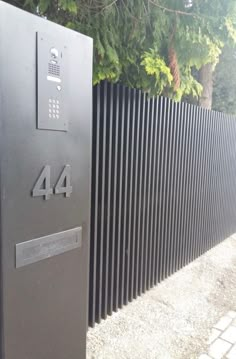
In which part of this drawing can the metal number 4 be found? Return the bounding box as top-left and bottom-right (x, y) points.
(32, 165), (53, 200)
(54, 165), (72, 198)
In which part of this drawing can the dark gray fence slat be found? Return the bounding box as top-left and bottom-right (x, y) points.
(159, 97), (170, 281)
(147, 98), (157, 289)
(151, 97), (161, 286)
(137, 92), (147, 296)
(165, 99), (174, 278)
(133, 90), (142, 299)
(180, 103), (190, 268)
(169, 102), (179, 275)
(117, 85), (125, 309)
(113, 84), (121, 312)
(127, 88), (136, 302)
(123, 87), (131, 306)
(110, 84), (119, 313)
(189, 105), (200, 261)
(107, 85), (115, 315)
(175, 103), (185, 272)
(142, 97), (151, 292)
(145, 98), (154, 290)
(156, 97), (166, 283)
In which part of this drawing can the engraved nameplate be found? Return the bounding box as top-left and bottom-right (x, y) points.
(16, 227), (82, 268)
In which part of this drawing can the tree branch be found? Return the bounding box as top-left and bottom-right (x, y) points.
(148, 0), (201, 18)
(82, 0), (118, 11)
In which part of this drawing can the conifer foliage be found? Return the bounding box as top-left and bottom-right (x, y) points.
(8, 0), (236, 101)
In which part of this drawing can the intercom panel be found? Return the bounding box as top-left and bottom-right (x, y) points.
(37, 32), (68, 131)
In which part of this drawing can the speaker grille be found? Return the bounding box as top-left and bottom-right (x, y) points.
(48, 63), (60, 77)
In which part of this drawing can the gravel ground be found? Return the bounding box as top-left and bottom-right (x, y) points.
(87, 235), (236, 359)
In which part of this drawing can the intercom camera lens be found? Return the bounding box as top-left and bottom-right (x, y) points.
(50, 47), (59, 59)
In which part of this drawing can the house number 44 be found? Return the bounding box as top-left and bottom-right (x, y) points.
(32, 165), (72, 200)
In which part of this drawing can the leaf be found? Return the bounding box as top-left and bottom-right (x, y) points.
(58, 0), (77, 15)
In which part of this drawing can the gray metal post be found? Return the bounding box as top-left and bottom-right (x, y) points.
(0, 2), (93, 358)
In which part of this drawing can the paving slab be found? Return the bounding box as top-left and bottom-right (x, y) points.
(220, 326), (236, 344)
(208, 338), (231, 359)
(214, 316), (232, 331)
(226, 343), (236, 359)
(208, 328), (221, 345)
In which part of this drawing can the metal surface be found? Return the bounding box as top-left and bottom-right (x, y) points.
(16, 227), (82, 268)
(89, 81), (236, 327)
(0, 2), (92, 359)
(37, 32), (67, 131)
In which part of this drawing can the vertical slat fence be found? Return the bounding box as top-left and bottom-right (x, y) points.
(89, 81), (236, 327)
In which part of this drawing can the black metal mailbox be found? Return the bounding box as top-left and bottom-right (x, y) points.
(0, 2), (93, 358)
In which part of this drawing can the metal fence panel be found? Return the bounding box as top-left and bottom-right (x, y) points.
(89, 81), (236, 327)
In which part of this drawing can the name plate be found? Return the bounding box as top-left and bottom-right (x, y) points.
(16, 227), (82, 268)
